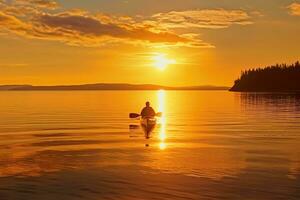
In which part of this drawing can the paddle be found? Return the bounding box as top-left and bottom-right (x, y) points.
(155, 112), (162, 117)
(129, 113), (140, 118)
(129, 112), (162, 119)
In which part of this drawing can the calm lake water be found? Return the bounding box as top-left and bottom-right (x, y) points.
(0, 91), (299, 199)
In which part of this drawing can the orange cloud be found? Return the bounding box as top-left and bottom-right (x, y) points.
(152, 9), (253, 29)
(0, 11), (31, 34)
(0, 1), (255, 48)
(0, 1), (207, 47)
(15, 0), (59, 9)
(33, 12), (190, 45)
(288, 3), (300, 16)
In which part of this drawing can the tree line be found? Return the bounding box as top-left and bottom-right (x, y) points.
(230, 61), (300, 92)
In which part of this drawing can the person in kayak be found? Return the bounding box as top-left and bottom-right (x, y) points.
(141, 101), (156, 118)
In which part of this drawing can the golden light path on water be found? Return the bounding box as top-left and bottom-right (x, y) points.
(157, 90), (167, 150)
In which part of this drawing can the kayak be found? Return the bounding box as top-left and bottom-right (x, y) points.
(140, 117), (157, 138)
(129, 112), (161, 138)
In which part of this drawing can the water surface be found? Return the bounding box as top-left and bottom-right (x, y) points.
(0, 91), (299, 199)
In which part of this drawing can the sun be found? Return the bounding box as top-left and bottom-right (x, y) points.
(153, 54), (176, 70)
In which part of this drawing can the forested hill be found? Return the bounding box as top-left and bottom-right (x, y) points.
(230, 62), (300, 92)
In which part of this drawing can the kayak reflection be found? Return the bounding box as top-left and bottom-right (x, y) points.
(128, 116), (157, 140)
(141, 117), (157, 139)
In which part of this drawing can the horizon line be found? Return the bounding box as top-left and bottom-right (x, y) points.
(0, 83), (230, 91)
(0, 82), (230, 88)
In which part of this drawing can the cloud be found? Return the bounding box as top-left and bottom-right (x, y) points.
(0, 1), (256, 48)
(15, 0), (59, 9)
(0, 1), (202, 47)
(32, 13), (190, 46)
(287, 3), (300, 16)
(152, 9), (253, 29)
(0, 11), (31, 34)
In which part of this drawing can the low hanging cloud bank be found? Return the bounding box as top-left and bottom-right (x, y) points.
(0, 0), (256, 48)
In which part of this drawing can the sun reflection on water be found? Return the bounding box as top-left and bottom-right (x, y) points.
(157, 90), (167, 150)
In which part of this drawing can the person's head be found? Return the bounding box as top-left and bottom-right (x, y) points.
(146, 101), (150, 107)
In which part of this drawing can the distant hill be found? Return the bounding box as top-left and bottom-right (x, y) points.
(230, 62), (300, 92)
(0, 83), (229, 91)
(0, 85), (32, 90)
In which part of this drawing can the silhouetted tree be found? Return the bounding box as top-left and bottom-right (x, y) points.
(230, 62), (300, 92)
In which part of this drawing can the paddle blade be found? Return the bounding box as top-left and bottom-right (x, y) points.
(129, 113), (140, 118)
(155, 112), (163, 117)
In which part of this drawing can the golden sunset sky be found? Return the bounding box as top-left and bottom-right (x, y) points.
(0, 0), (299, 86)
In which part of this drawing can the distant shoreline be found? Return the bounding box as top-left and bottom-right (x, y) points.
(0, 84), (230, 91)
